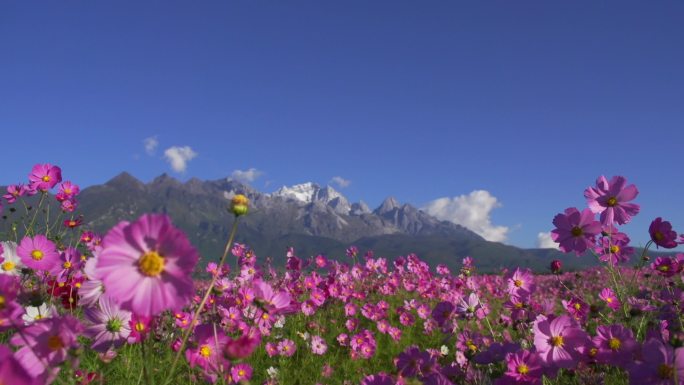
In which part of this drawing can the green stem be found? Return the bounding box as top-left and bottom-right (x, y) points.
(26, 192), (46, 236)
(162, 217), (241, 385)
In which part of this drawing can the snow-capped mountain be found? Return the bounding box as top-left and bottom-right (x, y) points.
(271, 182), (352, 215)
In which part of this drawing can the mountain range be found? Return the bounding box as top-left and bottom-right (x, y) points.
(49, 172), (648, 273)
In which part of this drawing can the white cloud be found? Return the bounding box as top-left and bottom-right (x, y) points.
(422, 190), (509, 242)
(536, 232), (560, 249)
(230, 168), (263, 183)
(330, 176), (351, 188)
(163, 146), (197, 173)
(144, 136), (158, 155)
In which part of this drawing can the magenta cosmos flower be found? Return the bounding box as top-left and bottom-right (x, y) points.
(17, 235), (60, 271)
(11, 315), (82, 381)
(96, 214), (199, 316)
(0, 344), (35, 385)
(551, 208), (601, 255)
(592, 324), (638, 368)
(649, 217), (679, 249)
(533, 315), (588, 369)
(495, 350), (543, 385)
(584, 175), (639, 225)
(628, 338), (684, 385)
(29, 163), (62, 192)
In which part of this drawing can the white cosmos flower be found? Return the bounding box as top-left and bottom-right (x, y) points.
(0, 241), (23, 275)
(23, 303), (55, 324)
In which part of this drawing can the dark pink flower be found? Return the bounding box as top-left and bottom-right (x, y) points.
(506, 268), (536, 298)
(230, 363), (252, 383)
(628, 338), (684, 385)
(551, 208), (601, 255)
(29, 163), (62, 191)
(599, 288), (620, 311)
(277, 339), (296, 357)
(650, 218), (679, 249)
(593, 324), (638, 368)
(651, 257), (680, 278)
(584, 175), (639, 225)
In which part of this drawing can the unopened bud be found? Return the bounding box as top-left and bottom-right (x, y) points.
(230, 194), (249, 216)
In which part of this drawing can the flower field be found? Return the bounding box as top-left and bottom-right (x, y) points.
(1, 164), (683, 385)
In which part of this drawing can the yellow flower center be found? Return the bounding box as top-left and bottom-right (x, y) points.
(514, 279), (523, 287)
(571, 226), (583, 237)
(64, 188), (72, 194)
(550, 335), (564, 347)
(517, 364), (529, 375)
(138, 251), (165, 277)
(68, 221), (77, 227)
(514, 302), (524, 309)
(0, 295), (5, 310)
(262, 313), (269, 320)
(607, 197), (617, 207)
(606, 297), (613, 303)
(199, 345), (211, 357)
(238, 369), (245, 376)
(42, 175), (51, 182)
(63, 261), (72, 269)
(608, 337), (621, 350)
(135, 322), (146, 332)
(47, 335), (64, 351)
(31, 250), (44, 261)
(659, 265), (670, 272)
(658, 364), (674, 379)
(654, 231), (664, 241)
(589, 347), (598, 357)
(609, 245), (620, 254)
(574, 303), (581, 310)
(2, 261), (15, 271)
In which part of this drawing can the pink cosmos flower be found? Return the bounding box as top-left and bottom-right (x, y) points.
(11, 315), (82, 381)
(128, 314), (152, 343)
(17, 235), (60, 271)
(650, 217), (679, 249)
(584, 175), (639, 225)
(595, 237), (634, 265)
(310, 335), (327, 355)
(533, 315), (588, 369)
(96, 214), (199, 316)
(3, 184), (28, 204)
(495, 350), (543, 385)
(551, 208), (601, 255)
(224, 328), (261, 360)
(28, 163), (62, 191)
(592, 324), (638, 368)
(628, 338), (684, 385)
(360, 373), (394, 385)
(185, 324), (228, 375)
(230, 363), (253, 383)
(56, 181), (79, 202)
(277, 339), (296, 357)
(456, 293), (487, 319)
(84, 297), (132, 353)
(599, 288), (620, 311)
(0, 344), (35, 385)
(651, 257), (680, 278)
(506, 268), (536, 298)
(562, 297), (589, 322)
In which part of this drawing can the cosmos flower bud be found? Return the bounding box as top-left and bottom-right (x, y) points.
(230, 194), (249, 216)
(550, 260), (562, 274)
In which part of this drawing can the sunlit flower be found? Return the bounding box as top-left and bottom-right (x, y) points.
(96, 214), (198, 316)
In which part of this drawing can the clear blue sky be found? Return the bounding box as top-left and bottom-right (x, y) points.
(1, 1), (682, 249)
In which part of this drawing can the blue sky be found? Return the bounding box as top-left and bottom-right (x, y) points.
(1, 1), (682, 249)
